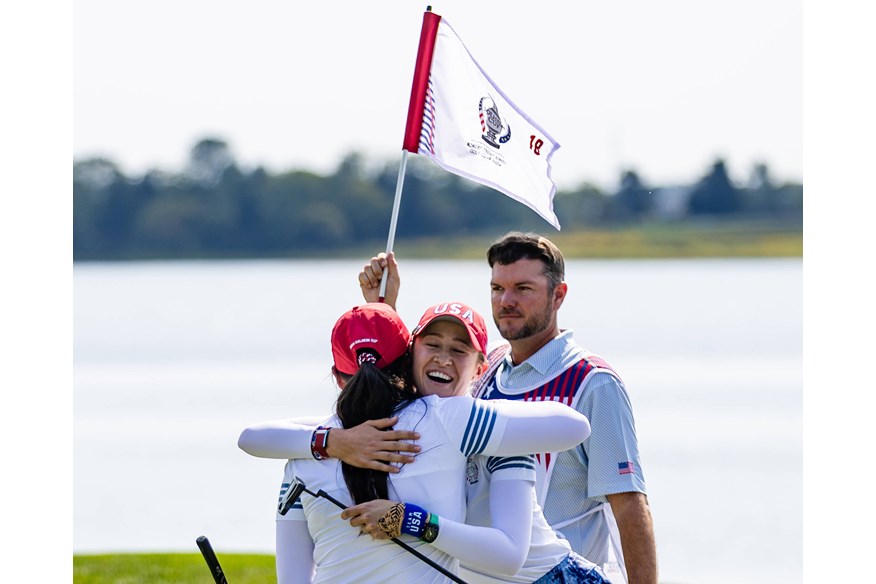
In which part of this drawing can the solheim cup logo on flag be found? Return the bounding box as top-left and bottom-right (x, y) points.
(467, 95), (509, 168)
(479, 96), (510, 149)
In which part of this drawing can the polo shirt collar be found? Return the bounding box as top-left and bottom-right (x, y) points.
(503, 329), (575, 375)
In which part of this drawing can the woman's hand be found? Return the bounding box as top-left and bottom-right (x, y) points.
(327, 417), (420, 472)
(341, 499), (399, 540)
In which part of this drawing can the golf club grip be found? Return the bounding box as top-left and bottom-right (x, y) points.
(196, 536), (229, 584)
(316, 489), (347, 509)
(315, 490), (468, 584)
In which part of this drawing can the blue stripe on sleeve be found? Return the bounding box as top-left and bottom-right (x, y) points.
(461, 401), (498, 456)
(486, 455), (536, 474)
(470, 405), (497, 454)
(460, 403), (479, 455)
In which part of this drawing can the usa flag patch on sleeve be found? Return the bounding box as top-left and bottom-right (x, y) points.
(618, 461), (635, 475)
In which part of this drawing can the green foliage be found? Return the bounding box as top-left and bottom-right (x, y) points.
(390, 220), (802, 259)
(688, 159), (743, 215)
(73, 552), (275, 584)
(73, 138), (803, 260)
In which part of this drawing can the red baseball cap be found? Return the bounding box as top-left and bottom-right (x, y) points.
(331, 303), (411, 375)
(411, 302), (488, 354)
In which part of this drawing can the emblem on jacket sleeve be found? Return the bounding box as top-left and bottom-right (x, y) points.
(466, 456), (479, 484)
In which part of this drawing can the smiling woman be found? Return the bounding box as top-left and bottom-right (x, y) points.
(410, 302), (489, 398)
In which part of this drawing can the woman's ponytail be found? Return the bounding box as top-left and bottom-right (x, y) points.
(334, 351), (414, 504)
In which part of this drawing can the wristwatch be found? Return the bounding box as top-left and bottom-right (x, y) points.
(421, 513), (440, 543)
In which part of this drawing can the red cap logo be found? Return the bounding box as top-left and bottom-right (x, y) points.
(412, 302), (488, 354)
(331, 303), (411, 375)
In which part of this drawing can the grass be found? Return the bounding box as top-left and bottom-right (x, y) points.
(73, 553), (695, 583)
(73, 552), (276, 584)
(73, 552), (692, 583)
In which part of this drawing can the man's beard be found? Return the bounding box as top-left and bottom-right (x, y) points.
(495, 303), (554, 341)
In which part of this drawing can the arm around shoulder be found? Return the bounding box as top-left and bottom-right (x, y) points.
(239, 416), (422, 469)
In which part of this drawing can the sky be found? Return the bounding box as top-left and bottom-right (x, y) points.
(75, 0), (803, 191)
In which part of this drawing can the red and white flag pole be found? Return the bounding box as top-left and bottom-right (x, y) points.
(379, 7), (441, 301)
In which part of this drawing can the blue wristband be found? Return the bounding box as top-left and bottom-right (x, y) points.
(401, 503), (429, 538)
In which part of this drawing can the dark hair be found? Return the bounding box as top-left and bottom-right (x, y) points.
(334, 350), (415, 504)
(487, 231), (565, 291)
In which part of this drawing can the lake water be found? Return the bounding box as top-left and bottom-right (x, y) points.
(73, 258), (802, 584)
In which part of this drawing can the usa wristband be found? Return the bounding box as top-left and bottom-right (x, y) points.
(400, 503), (429, 538)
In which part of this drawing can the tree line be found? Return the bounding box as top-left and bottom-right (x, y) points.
(73, 138), (803, 260)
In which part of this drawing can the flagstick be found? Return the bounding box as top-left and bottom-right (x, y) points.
(378, 149), (409, 302)
(378, 7), (439, 302)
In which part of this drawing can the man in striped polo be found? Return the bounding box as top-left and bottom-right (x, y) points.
(470, 232), (657, 584)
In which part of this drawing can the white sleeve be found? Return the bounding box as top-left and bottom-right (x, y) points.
(238, 415), (329, 459)
(425, 478), (534, 575)
(276, 519), (315, 584)
(437, 396), (591, 457)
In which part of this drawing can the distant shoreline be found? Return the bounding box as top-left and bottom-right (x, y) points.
(73, 221), (802, 262)
(396, 221), (803, 260)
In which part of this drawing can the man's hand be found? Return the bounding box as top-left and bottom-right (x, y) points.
(341, 499), (398, 540)
(357, 252), (400, 308)
(606, 492), (658, 584)
(326, 417), (419, 473)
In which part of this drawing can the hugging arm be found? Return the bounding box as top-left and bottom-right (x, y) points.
(440, 396), (591, 458)
(343, 478), (533, 576)
(493, 399), (591, 454)
(238, 416), (420, 471)
(238, 418), (317, 459)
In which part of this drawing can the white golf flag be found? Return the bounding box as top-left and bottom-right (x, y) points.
(403, 10), (562, 229)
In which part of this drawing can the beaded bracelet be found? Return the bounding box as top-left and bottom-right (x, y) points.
(378, 503), (405, 538)
(379, 503), (440, 542)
